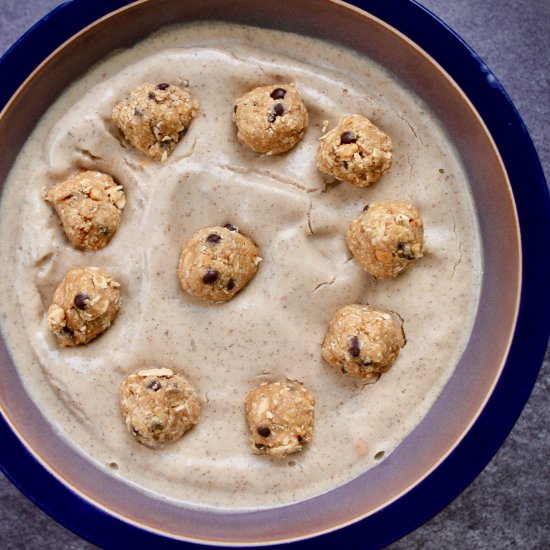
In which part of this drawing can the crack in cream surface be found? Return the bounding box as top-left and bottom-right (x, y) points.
(0, 22), (480, 509)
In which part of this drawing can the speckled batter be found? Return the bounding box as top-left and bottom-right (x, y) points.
(0, 23), (481, 510)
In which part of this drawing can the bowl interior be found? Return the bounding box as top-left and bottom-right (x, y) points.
(0, 0), (519, 544)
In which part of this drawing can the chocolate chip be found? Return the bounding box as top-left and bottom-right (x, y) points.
(148, 92), (157, 101)
(255, 443), (265, 449)
(342, 161), (349, 169)
(61, 326), (73, 337)
(134, 108), (143, 117)
(206, 233), (221, 244)
(270, 88), (286, 100)
(297, 435), (304, 443)
(156, 83), (170, 90)
(273, 103), (285, 116)
(226, 279), (235, 291)
(74, 293), (89, 310)
(348, 335), (361, 357)
(203, 269), (219, 284)
(340, 131), (357, 144)
(257, 426), (271, 437)
(268, 103), (285, 123)
(234, 105), (237, 113)
(224, 223), (237, 231)
(363, 204), (370, 212)
(147, 380), (161, 391)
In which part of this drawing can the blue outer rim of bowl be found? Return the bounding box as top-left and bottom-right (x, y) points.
(1, 1), (549, 548)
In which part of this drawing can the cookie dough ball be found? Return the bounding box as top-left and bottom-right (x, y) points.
(316, 114), (392, 187)
(346, 200), (424, 279)
(120, 368), (201, 448)
(47, 266), (121, 346)
(233, 84), (308, 155)
(44, 170), (125, 250)
(178, 225), (262, 303)
(245, 381), (315, 458)
(112, 82), (199, 162)
(322, 304), (405, 379)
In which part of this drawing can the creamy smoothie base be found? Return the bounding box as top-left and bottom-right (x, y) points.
(0, 22), (480, 510)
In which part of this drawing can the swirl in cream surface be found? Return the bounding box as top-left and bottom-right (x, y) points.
(0, 22), (480, 509)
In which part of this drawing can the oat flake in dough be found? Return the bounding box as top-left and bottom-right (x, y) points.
(0, 22), (481, 510)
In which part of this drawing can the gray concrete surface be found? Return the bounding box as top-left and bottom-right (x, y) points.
(0, 0), (548, 548)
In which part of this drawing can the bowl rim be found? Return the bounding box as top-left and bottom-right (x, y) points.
(0, 0), (549, 548)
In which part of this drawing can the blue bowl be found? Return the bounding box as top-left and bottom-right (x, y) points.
(0, 1), (548, 548)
